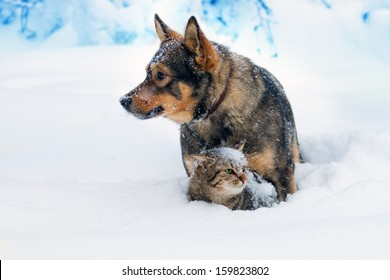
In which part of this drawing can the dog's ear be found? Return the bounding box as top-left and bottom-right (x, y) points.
(184, 16), (218, 72)
(154, 14), (183, 42)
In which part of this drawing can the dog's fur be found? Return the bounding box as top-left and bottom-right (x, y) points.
(120, 15), (301, 201)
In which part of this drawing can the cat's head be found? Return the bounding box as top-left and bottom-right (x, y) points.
(188, 141), (249, 204)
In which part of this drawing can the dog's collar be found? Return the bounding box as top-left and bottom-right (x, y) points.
(204, 68), (232, 119)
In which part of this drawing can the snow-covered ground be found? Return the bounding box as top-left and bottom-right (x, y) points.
(1, 1), (390, 259)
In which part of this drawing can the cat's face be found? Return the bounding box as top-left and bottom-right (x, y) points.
(190, 147), (249, 204)
(208, 160), (248, 196)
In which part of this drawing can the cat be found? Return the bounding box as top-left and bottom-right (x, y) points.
(187, 142), (278, 210)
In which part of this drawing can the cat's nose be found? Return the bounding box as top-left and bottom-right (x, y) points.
(239, 174), (247, 185)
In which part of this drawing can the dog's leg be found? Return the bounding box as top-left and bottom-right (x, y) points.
(183, 155), (195, 176)
(180, 125), (205, 176)
(292, 137), (303, 163)
(275, 165), (297, 201)
(247, 151), (297, 201)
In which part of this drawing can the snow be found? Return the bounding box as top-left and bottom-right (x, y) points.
(1, 0), (390, 259)
(204, 147), (248, 167)
(247, 172), (278, 208)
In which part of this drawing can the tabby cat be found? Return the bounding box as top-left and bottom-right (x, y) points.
(187, 143), (278, 210)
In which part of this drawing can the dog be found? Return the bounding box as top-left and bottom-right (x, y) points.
(120, 14), (301, 201)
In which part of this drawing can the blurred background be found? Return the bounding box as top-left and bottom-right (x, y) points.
(0, 0), (389, 61)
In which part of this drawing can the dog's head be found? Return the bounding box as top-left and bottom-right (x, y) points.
(120, 15), (219, 124)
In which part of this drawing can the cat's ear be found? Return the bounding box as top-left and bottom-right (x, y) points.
(190, 155), (213, 167)
(191, 155), (208, 164)
(234, 140), (246, 152)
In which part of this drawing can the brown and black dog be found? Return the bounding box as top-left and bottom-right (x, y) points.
(120, 14), (301, 201)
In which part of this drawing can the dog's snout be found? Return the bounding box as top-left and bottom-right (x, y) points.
(120, 96), (132, 109)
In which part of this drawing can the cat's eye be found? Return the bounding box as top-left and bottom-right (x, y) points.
(225, 169), (233, 174)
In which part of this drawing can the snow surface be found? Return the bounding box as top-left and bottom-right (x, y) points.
(246, 172), (278, 209)
(1, 1), (390, 259)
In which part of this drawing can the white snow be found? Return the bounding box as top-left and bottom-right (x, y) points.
(206, 147), (248, 167)
(1, 1), (390, 259)
(246, 172), (278, 208)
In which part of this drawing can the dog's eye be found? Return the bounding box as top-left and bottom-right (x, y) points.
(156, 71), (166, 80)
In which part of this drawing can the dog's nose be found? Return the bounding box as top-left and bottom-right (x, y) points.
(120, 96), (132, 108)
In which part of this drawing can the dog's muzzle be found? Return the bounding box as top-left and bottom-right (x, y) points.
(120, 95), (132, 110)
(145, 106), (164, 118)
(119, 95), (164, 119)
